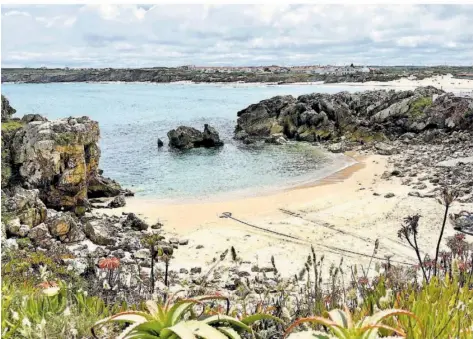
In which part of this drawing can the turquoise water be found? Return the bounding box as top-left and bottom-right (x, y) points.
(2, 82), (366, 200)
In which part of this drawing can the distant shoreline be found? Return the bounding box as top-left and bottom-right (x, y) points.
(4, 75), (473, 93)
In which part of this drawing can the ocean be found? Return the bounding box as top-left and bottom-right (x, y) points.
(2, 82), (369, 201)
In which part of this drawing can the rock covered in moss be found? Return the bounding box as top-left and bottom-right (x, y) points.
(234, 87), (473, 144)
(10, 117), (100, 211)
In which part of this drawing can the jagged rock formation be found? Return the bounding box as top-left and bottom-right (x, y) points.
(1, 97), (131, 215)
(167, 124), (224, 149)
(235, 87), (473, 144)
(1, 95), (16, 121)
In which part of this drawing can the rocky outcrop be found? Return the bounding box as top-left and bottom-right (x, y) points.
(167, 124), (224, 149)
(235, 87), (473, 144)
(2, 188), (47, 236)
(8, 117), (101, 213)
(1, 95), (16, 121)
(1, 110), (131, 214)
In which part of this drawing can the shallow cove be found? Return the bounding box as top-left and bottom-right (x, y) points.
(2, 82), (368, 201)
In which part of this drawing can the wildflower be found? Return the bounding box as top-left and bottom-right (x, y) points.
(103, 280), (111, 290)
(64, 307), (71, 316)
(358, 277), (369, 285)
(379, 289), (393, 308)
(347, 288), (357, 301)
(98, 257), (120, 270)
(22, 317), (31, 327)
(11, 310), (19, 321)
(43, 286), (60, 297)
(37, 281), (58, 289)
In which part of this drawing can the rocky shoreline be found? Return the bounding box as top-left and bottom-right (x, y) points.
(2, 86), (473, 309)
(2, 66), (472, 84)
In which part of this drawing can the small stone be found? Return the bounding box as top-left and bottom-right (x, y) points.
(169, 237), (179, 244)
(157, 138), (164, 147)
(180, 268), (189, 274)
(384, 193), (395, 198)
(190, 267), (202, 274)
(134, 248), (150, 259)
(179, 239), (189, 245)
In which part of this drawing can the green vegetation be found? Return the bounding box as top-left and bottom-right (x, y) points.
(407, 96), (433, 120)
(92, 295), (281, 338)
(1, 120), (24, 132)
(284, 307), (414, 339)
(346, 129), (387, 143)
(2, 187), (473, 338)
(53, 132), (78, 145)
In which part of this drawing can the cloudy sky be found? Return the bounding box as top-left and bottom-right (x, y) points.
(2, 4), (473, 67)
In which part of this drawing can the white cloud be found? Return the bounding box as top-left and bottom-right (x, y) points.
(2, 4), (473, 67)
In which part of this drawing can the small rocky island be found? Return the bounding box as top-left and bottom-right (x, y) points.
(167, 124), (224, 149)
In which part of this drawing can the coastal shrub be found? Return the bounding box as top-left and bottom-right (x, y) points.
(284, 306), (414, 339)
(1, 277), (125, 339)
(91, 294), (282, 338)
(1, 248), (85, 289)
(1, 120), (24, 132)
(393, 275), (473, 339)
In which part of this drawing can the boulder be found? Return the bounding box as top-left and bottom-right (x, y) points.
(46, 212), (85, 243)
(375, 142), (396, 155)
(84, 219), (117, 246)
(108, 195), (126, 208)
(21, 114), (48, 123)
(6, 218), (30, 237)
(201, 124), (224, 147)
(28, 223), (54, 249)
(123, 213), (148, 231)
(3, 188), (47, 229)
(265, 133), (288, 145)
(328, 142), (344, 153)
(167, 125), (224, 149)
(167, 126), (203, 149)
(1, 95), (16, 121)
(88, 175), (125, 198)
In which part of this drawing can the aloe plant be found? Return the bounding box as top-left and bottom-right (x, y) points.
(91, 294), (282, 338)
(284, 306), (414, 339)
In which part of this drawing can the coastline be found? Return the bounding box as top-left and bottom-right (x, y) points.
(96, 152), (465, 278)
(4, 74), (472, 93)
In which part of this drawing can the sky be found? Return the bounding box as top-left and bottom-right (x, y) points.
(1, 4), (473, 68)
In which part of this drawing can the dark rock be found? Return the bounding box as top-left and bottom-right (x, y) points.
(167, 124), (223, 149)
(21, 114), (48, 123)
(201, 124), (224, 147)
(234, 87), (472, 144)
(384, 193), (395, 198)
(1, 95), (16, 121)
(108, 195), (126, 208)
(123, 213), (148, 231)
(190, 267), (202, 274)
(157, 138), (164, 147)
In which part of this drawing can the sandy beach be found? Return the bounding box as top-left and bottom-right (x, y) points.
(326, 74), (473, 93)
(99, 151), (470, 279)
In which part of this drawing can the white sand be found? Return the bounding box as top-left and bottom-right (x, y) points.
(99, 154), (472, 279)
(326, 74), (473, 93)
